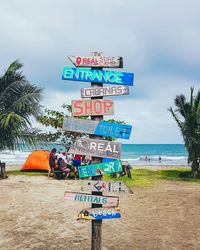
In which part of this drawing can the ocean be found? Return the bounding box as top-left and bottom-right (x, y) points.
(0, 143), (188, 167)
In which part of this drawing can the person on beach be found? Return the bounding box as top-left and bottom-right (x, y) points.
(57, 158), (70, 179)
(72, 154), (82, 180)
(49, 148), (57, 172)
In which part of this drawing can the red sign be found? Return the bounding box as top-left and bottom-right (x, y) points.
(72, 99), (114, 116)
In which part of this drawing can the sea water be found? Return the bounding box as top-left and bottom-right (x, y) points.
(0, 143), (188, 166)
(122, 144), (188, 166)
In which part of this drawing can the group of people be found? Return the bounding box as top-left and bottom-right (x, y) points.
(49, 148), (91, 179)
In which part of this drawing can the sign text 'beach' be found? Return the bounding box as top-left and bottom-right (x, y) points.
(77, 207), (121, 220)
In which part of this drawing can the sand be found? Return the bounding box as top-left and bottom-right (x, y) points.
(1, 170), (200, 250)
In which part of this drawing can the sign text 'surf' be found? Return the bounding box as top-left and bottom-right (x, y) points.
(63, 117), (132, 139)
(81, 181), (133, 193)
(72, 99), (114, 116)
(69, 55), (123, 68)
(68, 138), (121, 159)
(62, 67), (134, 86)
(64, 191), (119, 207)
(78, 160), (122, 179)
(78, 208), (121, 220)
(81, 85), (129, 98)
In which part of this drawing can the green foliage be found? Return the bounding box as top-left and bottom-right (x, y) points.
(169, 87), (200, 178)
(104, 167), (200, 188)
(37, 105), (126, 148)
(7, 170), (47, 176)
(0, 60), (43, 150)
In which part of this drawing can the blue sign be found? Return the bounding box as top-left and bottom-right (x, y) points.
(63, 117), (132, 139)
(78, 208), (121, 220)
(94, 121), (132, 139)
(62, 67), (134, 86)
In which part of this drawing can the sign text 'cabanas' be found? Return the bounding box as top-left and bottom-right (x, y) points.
(81, 85), (129, 98)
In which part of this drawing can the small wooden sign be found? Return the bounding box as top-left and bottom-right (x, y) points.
(63, 117), (132, 139)
(62, 67), (134, 86)
(78, 160), (122, 179)
(81, 180), (133, 193)
(72, 99), (114, 116)
(64, 191), (119, 207)
(81, 85), (129, 98)
(68, 55), (123, 68)
(77, 207), (121, 220)
(68, 138), (121, 159)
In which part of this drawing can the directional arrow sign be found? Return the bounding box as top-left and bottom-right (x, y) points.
(77, 207), (121, 220)
(78, 160), (123, 179)
(81, 85), (129, 98)
(68, 55), (123, 68)
(68, 138), (121, 159)
(64, 191), (119, 207)
(81, 180), (133, 193)
(63, 117), (132, 139)
(62, 67), (134, 86)
(72, 99), (114, 116)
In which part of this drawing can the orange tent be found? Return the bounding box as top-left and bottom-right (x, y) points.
(21, 150), (50, 172)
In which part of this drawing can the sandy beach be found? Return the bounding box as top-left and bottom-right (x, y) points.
(1, 167), (200, 250)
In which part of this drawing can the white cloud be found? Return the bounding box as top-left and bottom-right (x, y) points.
(0, 0), (199, 143)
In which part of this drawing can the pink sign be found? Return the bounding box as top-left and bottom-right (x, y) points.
(71, 99), (114, 116)
(68, 56), (123, 68)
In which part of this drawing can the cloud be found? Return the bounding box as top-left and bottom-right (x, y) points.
(0, 0), (199, 143)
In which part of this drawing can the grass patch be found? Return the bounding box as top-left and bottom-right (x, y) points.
(103, 167), (200, 188)
(7, 170), (47, 176)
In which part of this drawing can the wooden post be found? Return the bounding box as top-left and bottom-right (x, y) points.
(0, 162), (7, 179)
(91, 52), (103, 250)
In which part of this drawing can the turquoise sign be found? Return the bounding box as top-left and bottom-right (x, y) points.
(62, 67), (134, 86)
(78, 160), (122, 179)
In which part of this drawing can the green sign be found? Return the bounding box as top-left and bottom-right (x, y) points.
(78, 160), (122, 178)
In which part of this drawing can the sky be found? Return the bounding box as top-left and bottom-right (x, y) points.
(0, 0), (199, 144)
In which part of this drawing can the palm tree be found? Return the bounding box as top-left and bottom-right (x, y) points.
(0, 60), (43, 151)
(169, 87), (200, 178)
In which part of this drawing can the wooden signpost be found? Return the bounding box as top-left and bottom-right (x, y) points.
(71, 99), (114, 116)
(62, 67), (134, 86)
(68, 138), (121, 159)
(64, 191), (119, 207)
(78, 160), (122, 179)
(81, 180), (133, 193)
(81, 85), (129, 98)
(62, 52), (134, 250)
(77, 208), (121, 220)
(68, 55), (123, 68)
(63, 117), (132, 139)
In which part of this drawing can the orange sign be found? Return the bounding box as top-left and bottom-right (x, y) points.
(71, 99), (114, 116)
